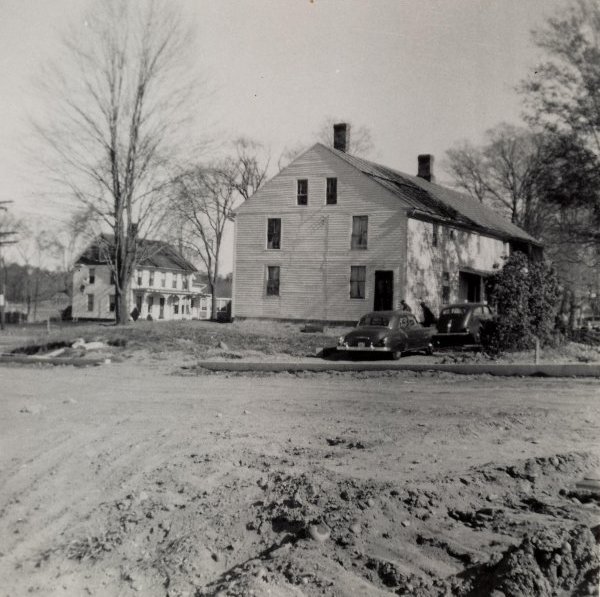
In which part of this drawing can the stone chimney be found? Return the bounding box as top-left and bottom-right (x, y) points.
(417, 154), (435, 183)
(333, 123), (350, 153)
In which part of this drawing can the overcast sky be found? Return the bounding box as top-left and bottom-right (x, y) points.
(0, 0), (565, 270)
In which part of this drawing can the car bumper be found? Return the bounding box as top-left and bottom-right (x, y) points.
(337, 345), (390, 352)
(433, 333), (475, 345)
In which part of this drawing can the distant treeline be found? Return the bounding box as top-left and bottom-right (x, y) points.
(3, 262), (69, 303)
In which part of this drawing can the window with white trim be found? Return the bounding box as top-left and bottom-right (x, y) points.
(266, 266), (280, 296)
(267, 218), (281, 250)
(350, 266), (366, 299)
(351, 216), (368, 249)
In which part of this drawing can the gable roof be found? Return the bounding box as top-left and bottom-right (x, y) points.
(322, 144), (540, 246)
(76, 235), (198, 272)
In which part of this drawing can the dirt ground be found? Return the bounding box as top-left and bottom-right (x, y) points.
(1, 360), (599, 596)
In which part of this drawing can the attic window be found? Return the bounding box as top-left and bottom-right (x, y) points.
(88, 268), (95, 284)
(326, 178), (337, 205)
(297, 179), (308, 206)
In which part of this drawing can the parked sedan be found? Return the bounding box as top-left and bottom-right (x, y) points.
(433, 302), (494, 346)
(337, 310), (434, 360)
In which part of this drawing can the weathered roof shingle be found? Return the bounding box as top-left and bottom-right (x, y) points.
(76, 235), (198, 272)
(325, 145), (540, 245)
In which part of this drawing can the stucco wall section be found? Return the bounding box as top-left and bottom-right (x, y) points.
(405, 218), (509, 316)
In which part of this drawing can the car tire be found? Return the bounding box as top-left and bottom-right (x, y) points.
(391, 348), (403, 360)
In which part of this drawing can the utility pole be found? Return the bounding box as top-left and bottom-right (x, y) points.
(0, 201), (17, 331)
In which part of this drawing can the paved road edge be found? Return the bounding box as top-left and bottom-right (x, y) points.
(194, 361), (600, 377)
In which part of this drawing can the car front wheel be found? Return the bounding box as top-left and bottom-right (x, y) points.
(391, 348), (403, 360)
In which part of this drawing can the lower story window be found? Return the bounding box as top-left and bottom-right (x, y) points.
(109, 295), (116, 312)
(267, 266), (280, 296)
(442, 271), (451, 304)
(87, 294), (94, 312)
(174, 302), (179, 315)
(350, 266), (366, 299)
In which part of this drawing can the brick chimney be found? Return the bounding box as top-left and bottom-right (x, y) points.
(417, 154), (435, 183)
(333, 123), (350, 153)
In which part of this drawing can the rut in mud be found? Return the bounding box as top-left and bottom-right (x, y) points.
(2, 365), (599, 596)
(18, 450), (600, 596)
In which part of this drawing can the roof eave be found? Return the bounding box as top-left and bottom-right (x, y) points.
(407, 208), (543, 247)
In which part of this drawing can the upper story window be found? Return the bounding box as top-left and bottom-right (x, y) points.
(326, 178), (337, 205)
(88, 268), (95, 284)
(266, 266), (280, 296)
(297, 179), (308, 206)
(161, 272), (166, 288)
(183, 276), (189, 290)
(267, 218), (281, 249)
(351, 216), (368, 250)
(110, 270), (116, 285)
(149, 271), (155, 286)
(432, 223), (439, 247)
(137, 271), (143, 286)
(172, 273), (178, 289)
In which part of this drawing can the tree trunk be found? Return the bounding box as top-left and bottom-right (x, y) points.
(568, 289), (580, 332)
(209, 280), (218, 321)
(33, 276), (39, 322)
(116, 277), (130, 324)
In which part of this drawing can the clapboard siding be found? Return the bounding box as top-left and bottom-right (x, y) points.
(405, 218), (509, 315)
(234, 144), (409, 322)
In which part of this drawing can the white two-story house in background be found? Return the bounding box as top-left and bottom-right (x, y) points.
(72, 236), (209, 321)
(233, 123), (541, 324)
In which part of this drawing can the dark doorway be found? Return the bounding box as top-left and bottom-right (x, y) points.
(374, 270), (394, 311)
(459, 271), (482, 303)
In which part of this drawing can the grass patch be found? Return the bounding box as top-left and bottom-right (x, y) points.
(11, 319), (346, 359)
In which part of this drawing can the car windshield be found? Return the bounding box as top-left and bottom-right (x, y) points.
(358, 315), (391, 328)
(441, 307), (467, 315)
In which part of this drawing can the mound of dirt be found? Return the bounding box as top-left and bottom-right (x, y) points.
(467, 525), (599, 596)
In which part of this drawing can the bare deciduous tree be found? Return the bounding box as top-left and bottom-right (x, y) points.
(172, 165), (237, 321)
(521, 0), (600, 156)
(33, 0), (201, 323)
(223, 138), (270, 202)
(445, 124), (548, 236)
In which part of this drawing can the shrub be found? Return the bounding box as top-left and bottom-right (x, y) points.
(483, 252), (561, 353)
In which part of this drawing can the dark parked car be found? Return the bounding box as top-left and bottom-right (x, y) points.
(434, 302), (494, 346)
(337, 310), (434, 360)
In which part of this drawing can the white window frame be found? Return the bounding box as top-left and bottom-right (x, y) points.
(266, 217), (282, 250)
